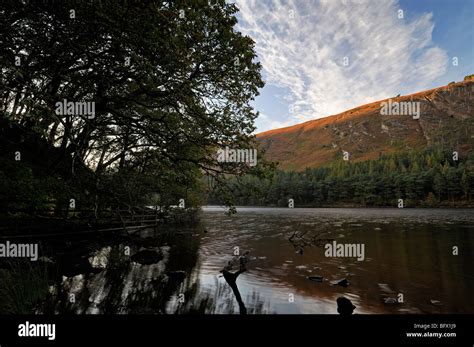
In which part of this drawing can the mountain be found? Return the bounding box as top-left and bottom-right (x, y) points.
(257, 76), (474, 171)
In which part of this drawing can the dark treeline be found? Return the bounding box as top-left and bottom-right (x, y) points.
(0, 0), (266, 218)
(208, 148), (474, 207)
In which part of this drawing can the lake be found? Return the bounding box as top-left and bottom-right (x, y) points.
(35, 207), (474, 314)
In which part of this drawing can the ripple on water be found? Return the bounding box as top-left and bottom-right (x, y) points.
(192, 208), (474, 314)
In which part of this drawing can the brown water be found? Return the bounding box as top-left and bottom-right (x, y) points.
(42, 207), (474, 314)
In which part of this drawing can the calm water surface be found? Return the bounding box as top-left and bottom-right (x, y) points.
(43, 208), (474, 314)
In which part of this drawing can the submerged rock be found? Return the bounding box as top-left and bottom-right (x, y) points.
(330, 278), (350, 287)
(337, 296), (356, 315)
(308, 275), (323, 282)
(383, 297), (399, 305)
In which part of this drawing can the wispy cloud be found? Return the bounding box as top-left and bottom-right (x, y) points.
(255, 112), (295, 133)
(235, 0), (448, 126)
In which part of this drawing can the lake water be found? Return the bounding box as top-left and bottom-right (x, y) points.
(38, 207), (474, 314)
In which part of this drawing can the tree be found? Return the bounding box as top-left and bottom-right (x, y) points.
(461, 170), (470, 200)
(425, 192), (437, 207)
(0, 0), (265, 212)
(433, 172), (446, 202)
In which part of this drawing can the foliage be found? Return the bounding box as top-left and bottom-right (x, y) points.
(0, 0), (265, 215)
(208, 147), (474, 207)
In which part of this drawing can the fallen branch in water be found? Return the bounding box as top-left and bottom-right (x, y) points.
(220, 252), (250, 315)
(288, 227), (334, 255)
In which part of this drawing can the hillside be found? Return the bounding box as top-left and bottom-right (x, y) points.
(257, 77), (474, 171)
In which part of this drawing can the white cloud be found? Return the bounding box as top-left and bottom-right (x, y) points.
(255, 112), (295, 133)
(235, 0), (448, 127)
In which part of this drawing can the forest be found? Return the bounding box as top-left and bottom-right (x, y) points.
(208, 147), (474, 207)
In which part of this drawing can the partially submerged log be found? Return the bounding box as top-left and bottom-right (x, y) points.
(220, 252), (250, 315)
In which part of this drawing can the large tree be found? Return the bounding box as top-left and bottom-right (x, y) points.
(0, 0), (265, 212)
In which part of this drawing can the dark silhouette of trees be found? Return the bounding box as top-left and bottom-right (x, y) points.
(0, 0), (265, 215)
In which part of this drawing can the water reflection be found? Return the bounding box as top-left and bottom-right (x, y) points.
(196, 208), (474, 314)
(17, 208), (474, 314)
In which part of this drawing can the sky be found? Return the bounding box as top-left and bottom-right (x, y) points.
(233, 0), (474, 133)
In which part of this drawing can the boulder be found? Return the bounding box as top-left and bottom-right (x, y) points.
(337, 296), (355, 315)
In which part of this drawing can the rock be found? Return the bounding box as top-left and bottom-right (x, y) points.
(131, 250), (162, 265)
(330, 278), (349, 287)
(383, 297), (399, 305)
(308, 275), (323, 282)
(337, 297), (356, 315)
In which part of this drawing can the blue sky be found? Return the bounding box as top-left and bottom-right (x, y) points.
(233, 0), (474, 133)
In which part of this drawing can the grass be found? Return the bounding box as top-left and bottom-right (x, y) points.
(0, 259), (50, 314)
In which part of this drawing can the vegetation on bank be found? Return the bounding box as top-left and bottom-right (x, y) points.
(208, 147), (474, 207)
(0, 259), (50, 314)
